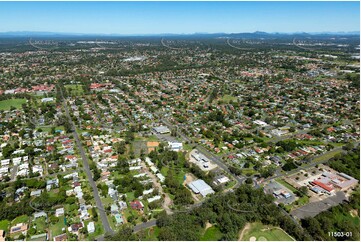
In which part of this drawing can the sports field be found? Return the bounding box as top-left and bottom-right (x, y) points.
(241, 222), (294, 241)
(0, 98), (27, 110)
(65, 84), (84, 96)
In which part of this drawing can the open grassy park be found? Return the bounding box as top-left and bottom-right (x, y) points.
(0, 98), (27, 110)
(240, 222), (294, 241)
(65, 84), (84, 96)
(220, 94), (238, 103)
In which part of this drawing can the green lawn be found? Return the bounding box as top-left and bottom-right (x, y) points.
(0, 219), (10, 232)
(126, 192), (135, 201)
(83, 220), (104, 240)
(275, 179), (298, 193)
(0, 98), (27, 110)
(36, 126), (52, 133)
(160, 167), (169, 177)
(142, 226), (161, 240)
(49, 216), (66, 237)
(225, 180), (237, 189)
(11, 215), (29, 226)
(176, 171), (186, 185)
(32, 217), (47, 234)
(331, 142), (346, 147)
(295, 196), (309, 206)
(107, 214), (116, 231)
(201, 226), (223, 241)
(296, 140), (324, 146)
(65, 84), (84, 96)
(220, 94), (238, 103)
(242, 222), (295, 241)
(312, 149), (343, 163)
(242, 168), (258, 176)
(146, 135), (159, 142)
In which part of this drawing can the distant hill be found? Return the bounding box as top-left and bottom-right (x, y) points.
(0, 31), (359, 39)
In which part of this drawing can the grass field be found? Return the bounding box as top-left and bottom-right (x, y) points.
(142, 226), (161, 240)
(49, 216), (66, 237)
(201, 226), (223, 241)
(11, 215), (29, 226)
(220, 94), (238, 103)
(126, 192), (135, 201)
(242, 222), (294, 241)
(312, 149), (343, 163)
(83, 220), (104, 240)
(65, 84), (84, 96)
(242, 168), (258, 176)
(295, 195), (309, 206)
(275, 179), (298, 193)
(107, 214), (116, 231)
(161, 166), (186, 185)
(0, 219), (10, 232)
(33, 217), (47, 234)
(296, 140), (324, 146)
(36, 125), (52, 133)
(0, 98), (27, 110)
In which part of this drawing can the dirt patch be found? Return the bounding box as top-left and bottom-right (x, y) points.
(260, 226), (271, 232)
(350, 209), (359, 217)
(183, 173), (196, 186)
(205, 221), (213, 230)
(147, 141), (159, 147)
(238, 223), (251, 241)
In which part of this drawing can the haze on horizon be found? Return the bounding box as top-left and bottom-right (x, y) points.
(0, 1), (359, 35)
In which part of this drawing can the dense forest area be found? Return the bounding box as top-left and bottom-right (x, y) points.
(328, 148), (360, 179)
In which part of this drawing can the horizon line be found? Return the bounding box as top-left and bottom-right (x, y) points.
(0, 30), (360, 37)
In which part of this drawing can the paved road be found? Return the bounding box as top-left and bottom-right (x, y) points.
(58, 85), (113, 235)
(159, 116), (246, 186)
(90, 97), (124, 131)
(263, 144), (353, 184)
(10, 165), (18, 181)
(196, 145), (245, 186)
(133, 219), (157, 233)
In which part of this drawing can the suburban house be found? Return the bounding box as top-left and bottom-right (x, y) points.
(10, 223), (28, 234)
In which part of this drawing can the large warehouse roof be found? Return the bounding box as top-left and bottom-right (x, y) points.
(187, 179), (215, 197)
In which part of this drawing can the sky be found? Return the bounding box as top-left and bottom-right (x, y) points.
(0, 1), (359, 34)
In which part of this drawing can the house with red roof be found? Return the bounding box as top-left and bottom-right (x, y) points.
(130, 200), (144, 210)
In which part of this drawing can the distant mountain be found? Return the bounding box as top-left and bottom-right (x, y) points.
(0, 31), (359, 38)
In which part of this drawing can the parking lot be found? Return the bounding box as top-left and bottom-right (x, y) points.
(152, 131), (178, 143)
(189, 149), (218, 171)
(291, 191), (347, 219)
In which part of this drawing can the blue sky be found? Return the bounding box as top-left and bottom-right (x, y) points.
(0, 1), (359, 34)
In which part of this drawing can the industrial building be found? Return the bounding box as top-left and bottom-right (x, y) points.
(153, 126), (170, 134)
(187, 179), (215, 197)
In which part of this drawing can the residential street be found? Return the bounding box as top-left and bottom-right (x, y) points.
(58, 85), (114, 235)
